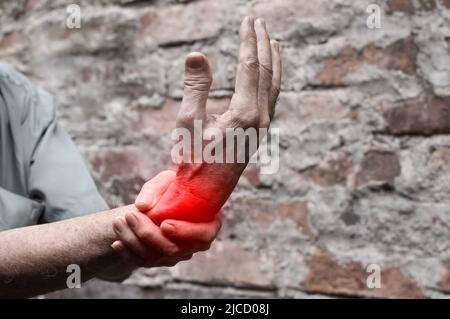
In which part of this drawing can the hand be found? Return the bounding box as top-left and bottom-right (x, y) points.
(145, 16), (282, 224)
(111, 170), (221, 267)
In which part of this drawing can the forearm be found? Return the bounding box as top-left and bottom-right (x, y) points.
(0, 205), (139, 298)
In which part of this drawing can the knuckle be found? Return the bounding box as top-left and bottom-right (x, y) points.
(260, 63), (273, 78)
(163, 244), (180, 257)
(176, 112), (195, 128)
(236, 110), (259, 128)
(184, 76), (212, 92)
(239, 57), (260, 72)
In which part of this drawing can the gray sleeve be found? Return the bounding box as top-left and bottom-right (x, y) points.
(0, 187), (43, 231)
(28, 121), (109, 222)
(0, 63), (108, 224)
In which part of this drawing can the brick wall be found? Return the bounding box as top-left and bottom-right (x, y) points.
(1, 0), (450, 298)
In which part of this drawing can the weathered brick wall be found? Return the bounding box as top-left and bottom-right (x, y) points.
(1, 0), (450, 298)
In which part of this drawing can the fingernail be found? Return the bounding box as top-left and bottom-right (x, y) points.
(187, 54), (204, 69)
(113, 217), (123, 233)
(111, 240), (122, 250)
(135, 191), (152, 211)
(127, 213), (138, 229)
(135, 201), (149, 211)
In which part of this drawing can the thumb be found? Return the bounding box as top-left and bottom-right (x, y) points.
(176, 52), (212, 129)
(135, 170), (176, 212)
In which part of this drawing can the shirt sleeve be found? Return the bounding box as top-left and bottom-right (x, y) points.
(28, 120), (109, 222)
(0, 63), (108, 225)
(0, 187), (44, 231)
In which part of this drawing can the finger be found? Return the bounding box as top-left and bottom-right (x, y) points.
(254, 18), (272, 126)
(160, 216), (222, 244)
(269, 40), (281, 119)
(113, 216), (150, 259)
(135, 170), (176, 212)
(129, 212), (180, 256)
(231, 16), (259, 113)
(111, 240), (146, 267)
(177, 52), (212, 129)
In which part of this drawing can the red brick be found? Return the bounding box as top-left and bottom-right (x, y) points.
(277, 202), (314, 237)
(431, 147), (450, 170)
(387, 0), (437, 13)
(386, 0), (415, 14)
(25, 0), (43, 12)
(303, 252), (423, 298)
(0, 32), (27, 55)
(276, 91), (349, 125)
(90, 146), (164, 183)
(302, 153), (353, 187)
(231, 197), (315, 237)
(355, 151), (400, 188)
(109, 176), (146, 206)
(139, 0), (223, 46)
(317, 37), (416, 86)
(382, 95), (450, 135)
(249, 0), (333, 39)
(418, 0), (437, 11)
(439, 261), (450, 292)
(376, 267), (423, 298)
(172, 241), (275, 289)
(303, 252), (366, 296)
(242, 165), (263, 188)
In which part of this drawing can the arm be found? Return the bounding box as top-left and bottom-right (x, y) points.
(0, 170), (221, 298)
(0, 205), (136, 298)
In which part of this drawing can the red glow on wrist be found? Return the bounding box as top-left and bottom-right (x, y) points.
(147, 181), (223, 225)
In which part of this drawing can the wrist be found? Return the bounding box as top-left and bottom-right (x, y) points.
(148, 179), (223, 224)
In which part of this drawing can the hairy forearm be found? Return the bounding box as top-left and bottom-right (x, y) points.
(0, 205), (139, 298)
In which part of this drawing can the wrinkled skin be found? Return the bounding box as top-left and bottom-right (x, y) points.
(140, 16), (282, 224)
(112, 17), (282, 267)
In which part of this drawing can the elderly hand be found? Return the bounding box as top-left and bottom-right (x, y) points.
(143, 16), (282, 224)
(111, 170), (221, 267)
